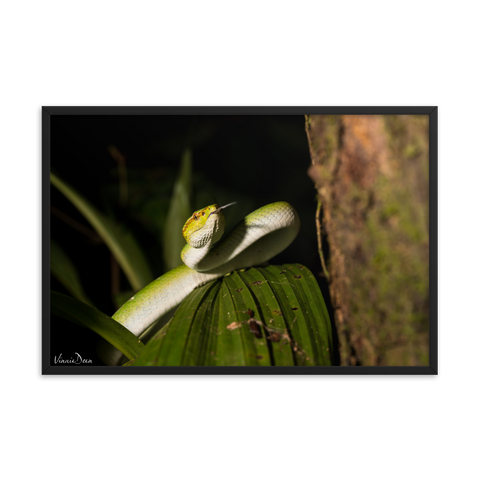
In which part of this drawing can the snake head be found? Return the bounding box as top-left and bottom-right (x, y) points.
(182, 204), (226, 248)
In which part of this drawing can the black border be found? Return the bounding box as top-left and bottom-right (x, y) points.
(42, 106), (438, 375)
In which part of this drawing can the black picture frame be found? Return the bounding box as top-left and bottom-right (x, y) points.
(40, 104), (439, 375)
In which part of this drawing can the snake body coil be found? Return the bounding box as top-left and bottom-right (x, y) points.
(112, 201), (300, 337)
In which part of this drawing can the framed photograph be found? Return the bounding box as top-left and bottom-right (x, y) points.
(42, 107), (437, 374)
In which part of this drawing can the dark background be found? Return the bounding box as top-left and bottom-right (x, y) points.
(50, 115), (333, 364)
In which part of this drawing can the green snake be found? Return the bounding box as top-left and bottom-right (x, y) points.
(112, 201), (300, 337)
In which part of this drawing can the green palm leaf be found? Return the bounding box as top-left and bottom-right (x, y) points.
(131, 264), (332, 366)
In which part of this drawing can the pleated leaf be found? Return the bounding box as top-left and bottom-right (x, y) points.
(131, 264), (332, 366)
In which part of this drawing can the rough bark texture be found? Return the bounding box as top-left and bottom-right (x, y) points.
(306, 115), (429, 366)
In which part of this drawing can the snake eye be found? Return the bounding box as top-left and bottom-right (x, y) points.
(193, 214), (198, 220)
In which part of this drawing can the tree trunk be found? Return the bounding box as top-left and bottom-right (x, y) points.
(306, 115), (429, 366)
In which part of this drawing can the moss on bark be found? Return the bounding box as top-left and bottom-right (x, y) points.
(306, 115), (429, 366)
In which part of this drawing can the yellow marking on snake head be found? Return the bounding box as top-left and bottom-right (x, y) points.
(182, 204), (220, 243)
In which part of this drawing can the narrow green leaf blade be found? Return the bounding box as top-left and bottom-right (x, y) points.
(205, 284), (223, 366)
(163, 150), (192, 270)
(262, 265), (333, 365)
(223, 272), (271, 366)
(182, 281), (221, 365)
(51, 291), (145, 360)
(238, 269), (295, 366)
(51, 172), (153, 291)
(51, 240), (93, 306)
(215, 280), (247, 366)
(284, 264), (333, 362)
